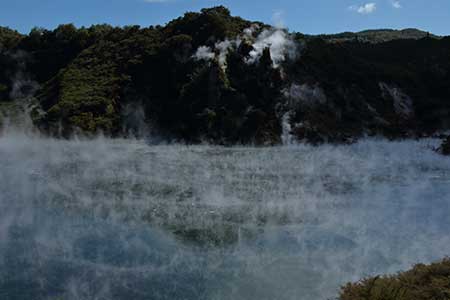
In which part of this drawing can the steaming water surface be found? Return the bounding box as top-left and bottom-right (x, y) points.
(1, 134), (450, 300)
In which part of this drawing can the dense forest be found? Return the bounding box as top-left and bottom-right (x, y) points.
(1, 6), (450, 147)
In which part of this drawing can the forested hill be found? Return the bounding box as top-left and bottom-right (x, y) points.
(1, 6), (450, 145)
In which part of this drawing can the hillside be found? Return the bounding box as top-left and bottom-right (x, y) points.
(1, 6), (450, 145)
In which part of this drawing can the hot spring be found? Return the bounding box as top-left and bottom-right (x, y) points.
(1, 132), (449, 300)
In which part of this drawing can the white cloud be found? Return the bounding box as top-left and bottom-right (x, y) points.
(391, 0), (402, 8)
(349, 3), (377, 14)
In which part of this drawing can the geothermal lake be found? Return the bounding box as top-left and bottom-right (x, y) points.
(1, 133), (450, 300)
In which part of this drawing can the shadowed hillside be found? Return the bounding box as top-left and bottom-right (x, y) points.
(1, 6), (450, 145)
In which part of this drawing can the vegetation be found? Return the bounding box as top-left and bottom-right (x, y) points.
(0, 26), (22, 49)
(1, 6), (450, 144)
(339, 259), (450, 300)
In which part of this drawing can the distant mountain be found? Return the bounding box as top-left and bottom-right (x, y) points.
(1, 7), (450, 145)
(315, 28), (440, 43)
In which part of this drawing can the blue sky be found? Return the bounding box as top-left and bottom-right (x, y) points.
(1, 0), (449, 35)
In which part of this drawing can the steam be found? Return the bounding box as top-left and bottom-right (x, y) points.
(0, 50), (41, 135)
(246, 12), (298, 68)
(8, 50), (39, 100)
(193, 45), (215, 61)
(1, 131), (449, 300)
(193, 22), (298, 70)
(215, 40), (234, 68)
(193, 23), (260, 67)
(281, 112), (294, 145)
(283, 83), (327, 108)
(121, 102), (150, 137)
(243, 23), (260, 39)
(279, 83), (328, 144)
(193, 39), (239, 71)
(246, 28), (297, 68)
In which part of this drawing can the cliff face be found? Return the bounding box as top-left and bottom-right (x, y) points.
(1, 6), (449, 144)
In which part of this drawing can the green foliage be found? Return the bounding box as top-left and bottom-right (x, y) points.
(163, 6), (251, 47)
(38, 41), (123, 135)
(0, 28), (24, 101)
(0, 100), (28, 128)
(339, 259), (450, 300)
(0, 26), (23, 49)
(34, 24), (162, 136)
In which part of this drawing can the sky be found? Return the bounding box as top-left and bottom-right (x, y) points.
(1, 0), (449, 36)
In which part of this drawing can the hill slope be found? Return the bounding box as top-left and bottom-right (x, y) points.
(1, 7), (450, 145)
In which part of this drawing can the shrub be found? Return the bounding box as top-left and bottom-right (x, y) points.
(339, 259), (450, 300)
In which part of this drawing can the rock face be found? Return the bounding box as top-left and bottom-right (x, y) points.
(379, 82), (414, 119)
(1, 7), (450, 144)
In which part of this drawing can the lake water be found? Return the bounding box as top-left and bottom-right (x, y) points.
(1, 133), (449, 300)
